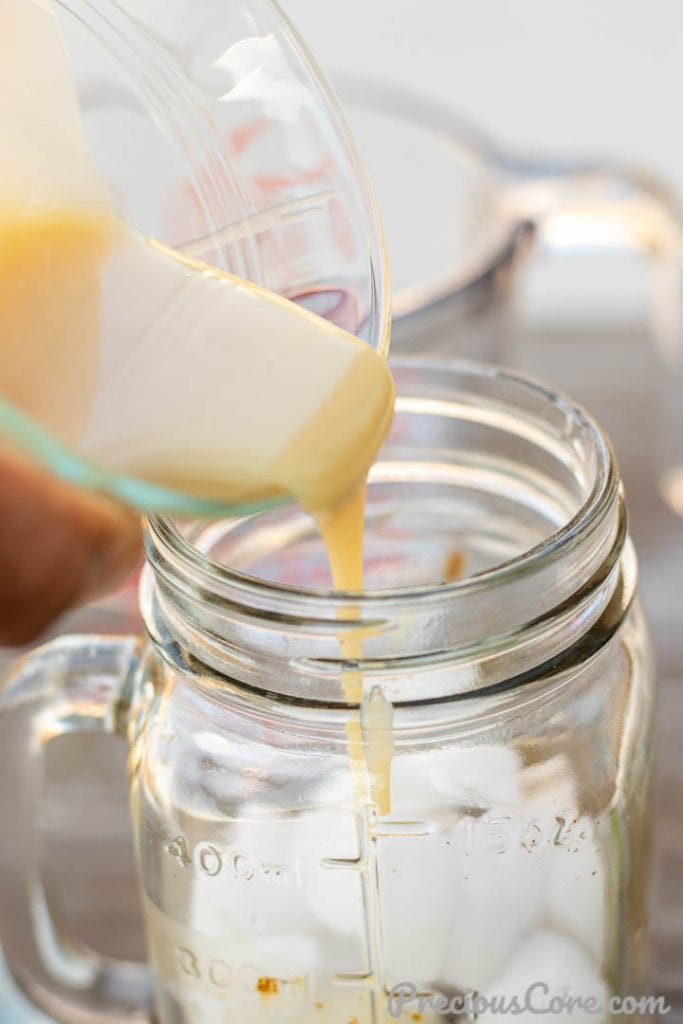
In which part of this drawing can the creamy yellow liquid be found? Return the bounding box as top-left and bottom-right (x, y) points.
(318, 486), (395, 817)
(0, 206), (118, 442)
(0, 203), (395, 514)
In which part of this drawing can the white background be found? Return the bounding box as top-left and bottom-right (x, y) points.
(284, 0), (683, 188)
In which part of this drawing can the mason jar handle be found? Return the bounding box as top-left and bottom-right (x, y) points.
(0, 635), (153, 1024)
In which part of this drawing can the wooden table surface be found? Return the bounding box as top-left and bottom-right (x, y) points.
(0, 325), (681, 1019)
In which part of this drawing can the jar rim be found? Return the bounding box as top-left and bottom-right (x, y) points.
(147, 358), (617, 611)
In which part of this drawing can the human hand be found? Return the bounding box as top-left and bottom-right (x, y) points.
(0, 448), (142, 646)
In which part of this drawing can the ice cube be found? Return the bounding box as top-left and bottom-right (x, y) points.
(522, 756), (605, 961)
(389, 743), (523, 816)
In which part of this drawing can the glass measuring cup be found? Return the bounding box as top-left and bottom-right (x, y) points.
(0, 0), (389, 517)
(0, 361), (654, 1023)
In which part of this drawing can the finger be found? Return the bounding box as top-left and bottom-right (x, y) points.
(0, 448), (142, 646)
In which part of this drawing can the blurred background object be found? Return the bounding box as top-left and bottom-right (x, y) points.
(1, 0), (682, 1019)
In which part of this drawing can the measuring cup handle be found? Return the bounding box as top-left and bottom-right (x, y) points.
(505, 155), (683, 511)
(506, 156), (683, 353)
(0, 634), (153, 1024)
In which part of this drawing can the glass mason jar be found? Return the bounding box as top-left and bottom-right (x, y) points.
(0, 361), (654, 1024)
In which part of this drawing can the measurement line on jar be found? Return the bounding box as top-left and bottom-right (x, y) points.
(371, 819), (436, 838)
(319, 806), (407, 1024)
